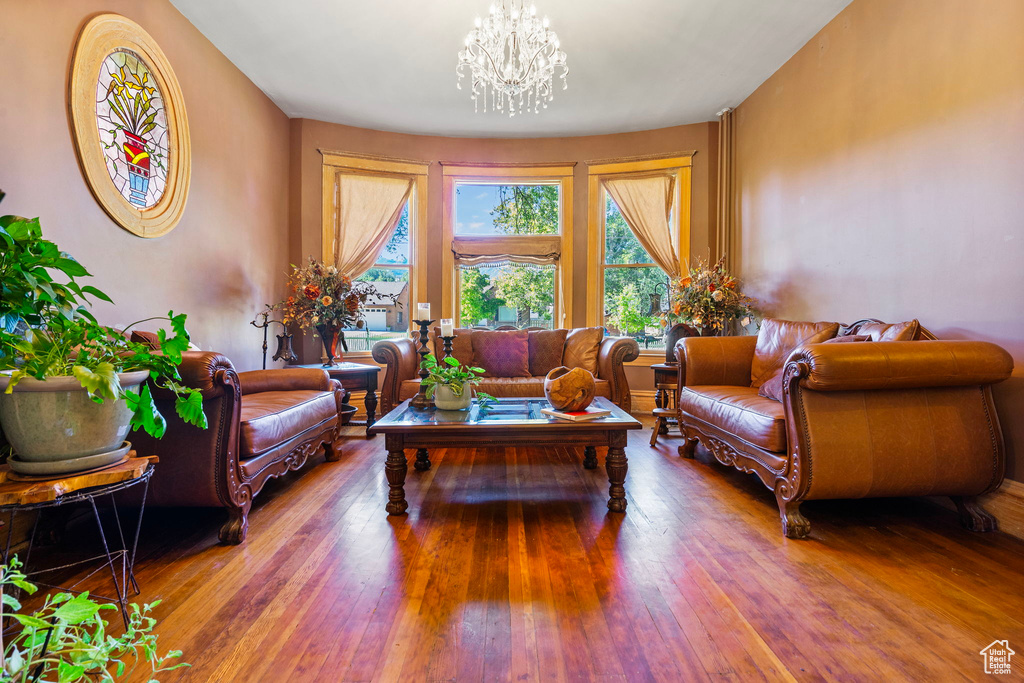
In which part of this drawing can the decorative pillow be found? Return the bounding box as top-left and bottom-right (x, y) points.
(528, 329), (568, 376)
(473, 330), (530, 377)
(431, 327), (475, 368)
(757, 372), (786, 403)
(858, 320), (920, 342)
(563, 327), (604, 375)
(130, 330), (162, 351)
(823, 334), (871, 343)
(750, 318), (840, 388)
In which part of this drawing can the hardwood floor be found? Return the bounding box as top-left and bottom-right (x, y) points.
(39, 422), (1024, 681)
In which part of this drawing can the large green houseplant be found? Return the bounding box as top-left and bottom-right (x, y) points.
(0, 193), (206, 472)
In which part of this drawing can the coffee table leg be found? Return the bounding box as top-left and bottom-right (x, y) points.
(606, 433), (628, 512)
(583, 446), (597, 470)
(414, 448), (431, 471)
(385, 434), (408, 515)
(365, 389), (378, 437)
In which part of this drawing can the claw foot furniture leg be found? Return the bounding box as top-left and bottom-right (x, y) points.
(606, 434), (628, 512)
(414, 448), (431, 472)
(678, 436), (697, 459)
(324, 435), (343, 462)
(220, 497), (251, 545)
(776, 490), (810, 539)
(583, 446), (598, 470)
(385, 435), (408, 515)
(952, 495), (999, 532)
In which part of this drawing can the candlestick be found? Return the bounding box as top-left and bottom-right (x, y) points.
(409, 318), (435, 410)
(416, 302), (431, 320)
(440, 318), (454, 337)
(441, 335), (455, 360)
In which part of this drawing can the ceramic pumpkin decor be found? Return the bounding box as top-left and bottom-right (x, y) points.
(69, 14), (191, 238)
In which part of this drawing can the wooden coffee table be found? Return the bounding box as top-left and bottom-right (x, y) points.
(368, 397), (642, 515)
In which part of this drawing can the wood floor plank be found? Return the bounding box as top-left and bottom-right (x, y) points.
(31, 423), (1024, 682)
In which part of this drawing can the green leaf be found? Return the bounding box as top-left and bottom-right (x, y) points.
(81, 285), (113, 303)
(157, 311), (190, 363)
(2, 592), (22, 611)
(443, 356), (460, 366)
(54, 594), (101, 624)
(11, 613), (49, 629)
(72, 362), (120, 400)
(174, 390), (207, 429)
(126, 383), (166, 438)
(58, 660), (87, 682)
(54, 257), (89, 277)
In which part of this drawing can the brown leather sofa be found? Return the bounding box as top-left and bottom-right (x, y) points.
(372, 327), (641, 413)
(675, 319), (1014, 539)
(131, 350), (347, 544)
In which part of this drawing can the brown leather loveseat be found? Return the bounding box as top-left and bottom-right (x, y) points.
(372, 327), (640, 413)
(132, 350), (347, 544)
(675, 318), (1014, 539)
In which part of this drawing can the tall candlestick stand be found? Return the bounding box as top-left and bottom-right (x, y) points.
(440, 335), (455, 361)
(251, 309), (298, 370)
(409, 319), (435, 410)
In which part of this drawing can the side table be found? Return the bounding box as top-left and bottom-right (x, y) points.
(289, 362), (381, 436)
(0, 454), (156, 628)
(649, 362), (680, 446)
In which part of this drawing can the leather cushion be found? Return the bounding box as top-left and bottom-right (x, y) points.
(240, 390), (338, 458)
(528, 329), (568, 376)
(758, 335), (871, 402)
(680, 386), (787, 453)
(474, 330), (531, 377)
(398, 377), (610, 401)
(750, 318), (839, 388)
(431, 327), (475, 367)
(859, 320), (920, 342)
(563, 327), (604, 374)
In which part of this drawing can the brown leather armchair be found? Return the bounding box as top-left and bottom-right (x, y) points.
(372, 331), (640, 413)
(675, 324), (1014, 538)
(131, 351), (347, 544)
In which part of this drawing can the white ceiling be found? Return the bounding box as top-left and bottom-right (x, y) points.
(170, 0), (852, 138)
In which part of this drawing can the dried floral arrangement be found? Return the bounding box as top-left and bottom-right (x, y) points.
(276, 257), (398, 333)
(662, 256), (758, 334)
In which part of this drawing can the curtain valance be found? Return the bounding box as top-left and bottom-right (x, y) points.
(451, 234), (561, 266)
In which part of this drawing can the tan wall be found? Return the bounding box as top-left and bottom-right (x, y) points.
(733, 0), (1024, 479)
(0, 0), (290, 371)
(291, 118), (720, 393)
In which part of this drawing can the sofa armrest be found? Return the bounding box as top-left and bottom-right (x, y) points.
(372, 336), (420, 414)
(788, 340), (1013, 392)
(160, 351), (237, 399)
(675, 335), (756, 387)
(237, 368), (331, 395)
(597, 336), (640, 412)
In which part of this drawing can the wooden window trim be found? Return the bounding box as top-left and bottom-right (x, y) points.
(320, 151), (429, 343)
(440, 162), (574, 329)
(586, 153), (693, 356)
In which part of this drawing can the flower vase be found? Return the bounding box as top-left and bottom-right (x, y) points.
(315, 323), (344, 367)
(122, 131), (151, 207)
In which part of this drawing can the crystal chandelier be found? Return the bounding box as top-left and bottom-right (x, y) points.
(457, 2), (568, 117)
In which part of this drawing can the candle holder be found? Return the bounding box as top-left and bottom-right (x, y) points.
(251, 308), (298, 370)
(409, 318), (435, 410)
(440, 335), (455, 360)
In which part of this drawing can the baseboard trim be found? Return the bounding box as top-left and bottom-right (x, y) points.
(631, 390), (658, 416)
(932, 478), (1024, 541)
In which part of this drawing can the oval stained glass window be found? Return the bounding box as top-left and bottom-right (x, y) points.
(95, 49), (169, 209)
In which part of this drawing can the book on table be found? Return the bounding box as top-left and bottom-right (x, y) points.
(540, 405), (612, 422)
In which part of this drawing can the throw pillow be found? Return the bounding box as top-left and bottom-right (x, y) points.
(563, 327), (604, 375)
(528, 329), (568, 376)
(431, 327), (475, 368)
(473, 330), (531, 377)
(750, 318), (840, 388)
(859, 320), (920, 342)
(758, 333), (872, 402)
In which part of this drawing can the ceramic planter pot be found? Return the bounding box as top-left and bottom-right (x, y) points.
(433, 384), (472, 411)
(544, 366), (596, 412)
(0, 370), (149, 468)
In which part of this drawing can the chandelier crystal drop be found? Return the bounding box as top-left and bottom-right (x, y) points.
(457, 1), (568, 117)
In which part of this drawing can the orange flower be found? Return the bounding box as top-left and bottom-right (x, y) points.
(286, 296), (296, 306)
(321, 296), (333, 307)
(679, 277), (692, 288)
(303, 284), (320, 300)
(672, 302), (682, 315)
(725, 279), (736, 290)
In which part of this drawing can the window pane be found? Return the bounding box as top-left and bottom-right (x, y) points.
(455, 183), (560, 235)
(603, 266), (668, 350)
(459, 263), (555, 329)
(348, 268), (410, 351)
(376, 203), (410, 265)
(604, 194), (655, 265)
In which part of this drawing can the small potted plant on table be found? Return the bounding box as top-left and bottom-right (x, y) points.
(419, 355), (493, 411)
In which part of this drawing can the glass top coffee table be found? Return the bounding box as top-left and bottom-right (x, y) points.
(369, 397), (642, 515)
